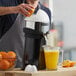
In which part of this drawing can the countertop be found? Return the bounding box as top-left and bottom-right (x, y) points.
(0, 66), (76, 76)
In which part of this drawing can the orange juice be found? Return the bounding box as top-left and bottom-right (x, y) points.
(44, 47), (59, 70)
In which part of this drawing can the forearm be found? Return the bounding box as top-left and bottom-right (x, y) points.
(0, 3), (36, 16)
(0, 6), (19, 16)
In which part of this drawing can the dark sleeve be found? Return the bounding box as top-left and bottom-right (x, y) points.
(0, 0), (23, 38)
(0, 0), (23, 6)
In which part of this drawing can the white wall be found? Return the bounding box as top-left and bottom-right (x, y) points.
(53, 0), (76, 48)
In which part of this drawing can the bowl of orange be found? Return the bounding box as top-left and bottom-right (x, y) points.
(0, 51), (16, 70)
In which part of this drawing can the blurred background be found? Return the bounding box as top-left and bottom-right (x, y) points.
(40, 0), (76, 62)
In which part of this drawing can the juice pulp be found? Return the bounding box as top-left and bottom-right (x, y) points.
(44, 50), (59, 70)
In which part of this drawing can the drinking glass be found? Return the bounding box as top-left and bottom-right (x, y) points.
(43, 46), (60, 70)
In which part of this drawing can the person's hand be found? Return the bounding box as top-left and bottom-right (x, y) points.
(15, 3), (35, 16)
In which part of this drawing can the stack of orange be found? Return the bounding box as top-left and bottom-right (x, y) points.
(0, 51), (16, 70)
(62, 60), (76, 68)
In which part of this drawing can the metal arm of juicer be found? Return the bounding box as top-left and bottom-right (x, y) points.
(24, 9), (50, 33)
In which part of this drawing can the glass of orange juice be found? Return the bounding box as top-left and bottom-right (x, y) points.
(43, 46), (60, 70)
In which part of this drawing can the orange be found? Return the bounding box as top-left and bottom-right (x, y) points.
(62, 60), (70, 67)
(9, 62), (14, 68)
(28, 8), (34, 16)
(0, 60), (10, 70)
(62, 60), (76, 67)
(26, 8), (35, 17)
(7, 51), (16, 62)
(69, 61), (76, 67)
(0, 53), (2, 61)
(0, 51), (8, 59)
